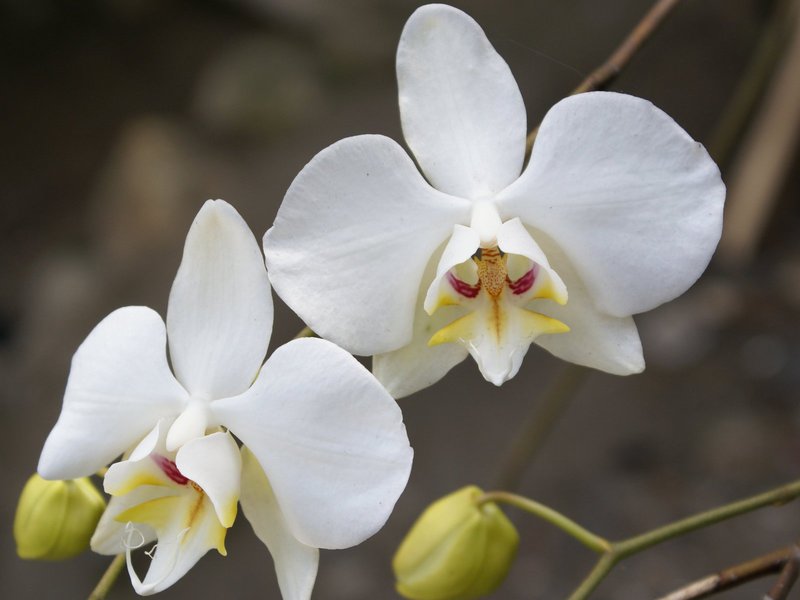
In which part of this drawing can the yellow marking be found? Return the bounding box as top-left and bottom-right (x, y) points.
(428, 292), (459, 314)
(115, 496), (180, 530)
(219, 501), (239, 529)
(518, 309), (570, 338)
(532, 276), (567, 305)
(112, 471), (171, 496)
(428, 312), (478, 347)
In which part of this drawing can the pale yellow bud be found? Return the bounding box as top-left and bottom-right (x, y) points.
(393, 485), (519, 600)
(14, 474), (106, 560)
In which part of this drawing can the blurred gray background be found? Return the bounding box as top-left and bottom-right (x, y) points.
(2, 0), (800, 598)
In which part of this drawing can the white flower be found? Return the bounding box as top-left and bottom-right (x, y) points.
(263, 3), (725, 398)
(38, 200), (413, 597)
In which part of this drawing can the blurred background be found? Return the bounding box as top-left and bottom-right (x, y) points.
(2, 0), (800, 597)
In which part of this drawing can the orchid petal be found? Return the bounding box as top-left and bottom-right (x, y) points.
(530, 232), (645, 374)
(264, 135), (470, 355)
(213, 338), (413, 549)
(496, 92), (725, 317)
(375, 246), (469, 399)
(176, 432), (241, 528)
(167, 199), (273, 399)
(38, 307), (188, 480)
(397, 4), (526, 199)
(240, 447), (319, 600)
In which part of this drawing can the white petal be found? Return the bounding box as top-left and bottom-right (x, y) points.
(38, 307), (188, 480)
(176, 432), (241, 528)
(264, 135), (470, 355)
(530, 232), (644, 375)
(423, 225), (481, 314)
(212, 338), (413, 549)
(397, 4), (526, 199)
(240, 447), (318, 600)
(496, 92), (725, 317)
(167, 199), (273, 399)
(375, 245), (469, 399)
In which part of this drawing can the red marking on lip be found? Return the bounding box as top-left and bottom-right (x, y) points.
(447, 272), (481, 298)
(152, 454), (189, 485)
(509, 267), (536, 295)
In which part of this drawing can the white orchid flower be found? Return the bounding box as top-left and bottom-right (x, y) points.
(37, 200), (413, 597)
(263, 3), (725, 398)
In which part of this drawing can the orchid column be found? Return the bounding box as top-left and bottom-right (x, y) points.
(264, 3), (725, 398)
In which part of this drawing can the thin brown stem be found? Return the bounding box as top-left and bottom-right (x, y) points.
(494, 364), (588, 490)
(526, 0), (683, 152)
(87, 554), (126, 600)
(766, 546), (800, 600)
(656, 545), (796, 600)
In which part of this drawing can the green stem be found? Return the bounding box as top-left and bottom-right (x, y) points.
(88, 554), (126, 600)
(478, 491), (611, 554)
(567, 479), (800, 600)
(292, 326), (316, 339)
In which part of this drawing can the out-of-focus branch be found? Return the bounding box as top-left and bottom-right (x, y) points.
(717, 0), (800, 268)
(655, 544), (799, 600)
(766, 547), (800, 600)
(526, 0), (682, 152)
(494, 364), (588, 491)
(708, 0), (798, 167)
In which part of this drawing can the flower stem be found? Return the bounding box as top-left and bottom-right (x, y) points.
(293, 326), (316, 339)
(87, 554), (125, 600)
(567, 479), (800, 600)
(526, 0), (683, 152)
(477, 491), (611, 554)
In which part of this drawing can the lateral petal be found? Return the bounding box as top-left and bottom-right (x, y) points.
(240, 447), (319, 600)
(496, 92), (725, 317)
(397, 4), (526, 199)
(167, 199), (273, 400)
(38, 307), (188, 480)
(264, 135), (469, 355)
(213, 338), (413, 549)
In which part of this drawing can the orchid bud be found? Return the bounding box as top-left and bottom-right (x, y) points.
(14, 474), (106, 560)
(393, 485), (519, 600)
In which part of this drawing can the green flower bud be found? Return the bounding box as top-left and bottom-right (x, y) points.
(14, 474), (106, 560)
(393, 485), (519, 600)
